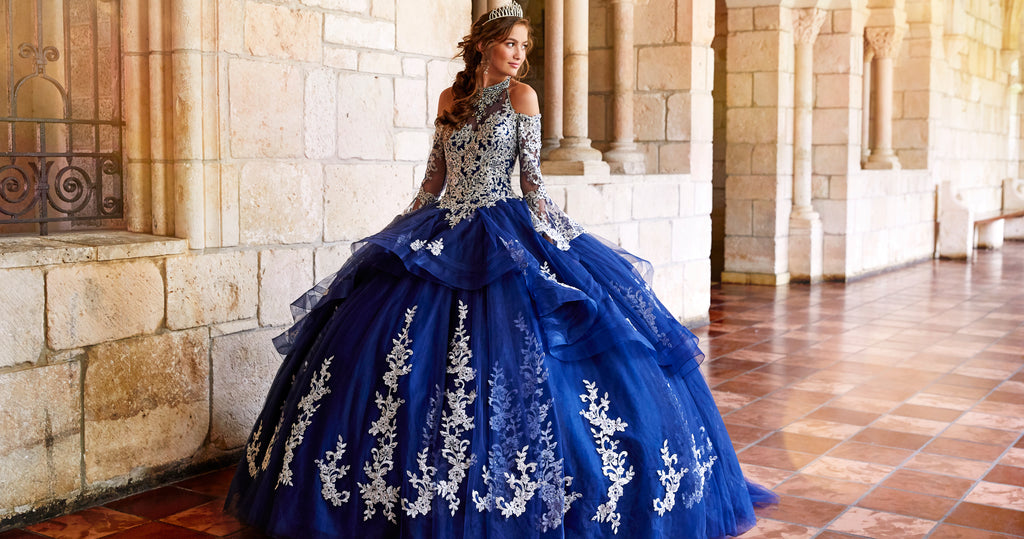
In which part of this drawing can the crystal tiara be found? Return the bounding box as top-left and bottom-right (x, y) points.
(487, 1), (523, 22)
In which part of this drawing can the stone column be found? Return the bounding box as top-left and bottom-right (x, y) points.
(122, 0), (152, 233)
(861, 40), (873, 165)
(602, 0), (645, 174)
(170, 0), (205, 248)
(541, 0), (564, 159)
(544, 0), (608, 175)
(864, 27), (903, 169)
(149, 0), (172, 236)
(789, 8), (826, 282)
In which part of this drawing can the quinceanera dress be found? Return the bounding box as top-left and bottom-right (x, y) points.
(226, 77), (776, 538)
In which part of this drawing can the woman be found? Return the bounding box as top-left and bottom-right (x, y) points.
(226, 3), (775, 537)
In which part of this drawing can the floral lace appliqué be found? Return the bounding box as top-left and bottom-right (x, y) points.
(436, 300), (478, 516)
(277, 357), (334, 488)
(613, 283), (671, 346)
(245, 421), (263, 478)
(359, 307), (417, 522)
(579, 380), (635, 534)
(316, 435), (352, 507)
(682, 427), (718, 509)
(410, 238), (444, 256)
(653, 440), (686, 516)
(401, 384), (444, 518)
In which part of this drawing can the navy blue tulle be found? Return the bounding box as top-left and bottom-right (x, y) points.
(228, 199), (776, 539)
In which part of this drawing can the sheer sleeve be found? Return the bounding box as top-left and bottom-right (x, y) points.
(517, 113), (585, 250)
(405, 126), (446, 213)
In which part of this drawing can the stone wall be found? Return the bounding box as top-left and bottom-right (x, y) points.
(587, 0), (716, 175)
(895, 0), (1018, 212)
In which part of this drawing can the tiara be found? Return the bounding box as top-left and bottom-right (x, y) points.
(487, 1), (523, 22)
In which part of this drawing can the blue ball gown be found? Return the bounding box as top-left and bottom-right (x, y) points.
(225, 77), (776, 538)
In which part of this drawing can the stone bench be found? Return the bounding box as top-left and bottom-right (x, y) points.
(938, 178), (1024, 258)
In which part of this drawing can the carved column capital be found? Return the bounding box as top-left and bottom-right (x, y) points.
(864, 27), (905, 59)
(863, 36), (875, 63)
(793, 8), (827, 45)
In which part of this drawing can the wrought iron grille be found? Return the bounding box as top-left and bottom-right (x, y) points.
(1, 0), (124, 235)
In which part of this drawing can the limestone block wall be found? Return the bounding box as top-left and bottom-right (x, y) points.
(815, 170), (935, 278)
(587, 0), (716, 175)
(543, 173), (712, 324)
(894, 0), (1017, 213)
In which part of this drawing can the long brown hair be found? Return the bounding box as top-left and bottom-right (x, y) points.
(438, 14), (532, 128)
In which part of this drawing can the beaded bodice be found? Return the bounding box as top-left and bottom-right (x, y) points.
(414, 78), (584, 250)
(436, 78), (523, 225)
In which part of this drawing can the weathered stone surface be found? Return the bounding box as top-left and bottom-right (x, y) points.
(259, 249), (314, 327)
(324, 47), (358, 70)
(325, 13), (395, 50)
(0, 237), (94, 269)
(0, 268), (44, 367)
(358, 51), (403, 75)
(0, 363), (80, 510)
(244, 3), (322, 63)
(636, 0), (676, 45)
(84, 329), (209, 482)
(47, 232), (187, 261)
(638, 45), (691, 91)
(395, 0), (465, 57)
(306, 69), (338, 159)
(47, 260), (163, 350)
(228, 59), (304, 158)
(395, 131), (432, 161)
(167, 251), (258, 329)
(211, 328), (282, 450)
(394, 78), (427, 127)
(301, 0), (367, 12)
(324, 164), (413, 241)
(238, 161), (324, 245)
(337, 72), (395, 160)
(634, 94), (666, 141)
(315, 243), (354, 282)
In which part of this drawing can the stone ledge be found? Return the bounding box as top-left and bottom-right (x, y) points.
(0, 232), (187, 269)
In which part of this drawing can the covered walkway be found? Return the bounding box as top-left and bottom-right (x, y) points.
(3, 243), (1023, 538)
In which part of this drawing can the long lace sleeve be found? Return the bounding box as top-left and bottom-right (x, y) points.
(517, 113), (584, 250)
(405, 126), (446, 213)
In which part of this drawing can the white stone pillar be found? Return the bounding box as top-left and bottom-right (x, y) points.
(861, 41), (873, 165)
(122, 0), (152, 233)
(170, 0), (205, 248)
(864, 27), (903, 170)
(789, 8), (826, 282)
(602, 0), (645, 174)
(149, 0), (172, 236)
(545, 0), (608, 175)
(541, 0), (564, 159)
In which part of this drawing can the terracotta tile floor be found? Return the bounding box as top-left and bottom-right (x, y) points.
(4, 243), (1023, 538)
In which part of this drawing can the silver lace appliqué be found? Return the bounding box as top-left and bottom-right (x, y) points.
(410, 238), (444, 256)
(277, 357), (334, 488)
(436, 300), (478, 516)
(613, 283), (671, 346)
(653, 440), (686, 516)
(682, 427), (718, 509)
(316, 435), (351, 507)
(579, 379), (635, 535)
(401, 384), (444, 517)
(245, 421), (263, 478)
(359, 307), (417, 522)
(473, 315), (580, 530)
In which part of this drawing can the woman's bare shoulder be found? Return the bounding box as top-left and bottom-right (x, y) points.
(508, 81), (540, 116)
(437, 87), (455, 116)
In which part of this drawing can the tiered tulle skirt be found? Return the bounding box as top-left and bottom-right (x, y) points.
(226, 199), (775, 538)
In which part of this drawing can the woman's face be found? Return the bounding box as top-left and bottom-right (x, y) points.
(485, 23), (529, 80)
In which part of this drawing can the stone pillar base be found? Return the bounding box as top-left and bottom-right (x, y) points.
(603, 144), (646, 175)
(864, 151), (901, 170)
(544, 138), (609, 175)
(720, 271), (791, 286)
(788, 213), (823, 282)
(541, 138), (560, 160)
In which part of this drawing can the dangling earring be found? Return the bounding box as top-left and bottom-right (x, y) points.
(483, 62), (489, 76)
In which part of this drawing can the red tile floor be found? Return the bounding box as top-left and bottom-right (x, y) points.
(3, 243), (1023, 538)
